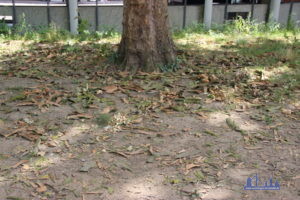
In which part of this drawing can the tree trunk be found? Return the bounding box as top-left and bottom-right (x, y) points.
(118, 0), (176, 73)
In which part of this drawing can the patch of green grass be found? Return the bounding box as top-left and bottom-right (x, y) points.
(0, 17), (119, 42)
(32, 156), (49, 169)
(0, 153), (8, 160)
(203, 130), (218, 137)
(6, 197), (25, 200)
(203, 143), (213, 147)
(170, 104), (187, 112)
(225, 144), (241, 160)
(235, 38), (248, 46)
(96, 114), (111, 127)
(6, 87), (25, 91)
(135, 99), (153, 112)
(226, 118), (246, 135)
(174, 17), (299, 40)
(16, 68), (50, 79)
(270, 70), (300, 102)
(8, 93), (26, 102)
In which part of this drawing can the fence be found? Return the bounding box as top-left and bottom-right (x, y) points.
(0, 0), (299, 32)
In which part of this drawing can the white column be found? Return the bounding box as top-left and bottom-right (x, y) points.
(204, 0), (213, 29)
(269, 0), (281, 22)
(68, 0), (79, 34)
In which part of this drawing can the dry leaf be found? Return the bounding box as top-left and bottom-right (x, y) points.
(96, 161), (106, 170)
(47, 54), (55, 59)
(22, 164), (30, 170)
(103, 85), (118, 94)
(36, 183), (47, 193)
(19, 66), (29, 71)
(136, 130), (154, 135)
(122, 98), (129, 104)
(198, 74), (209, 83)
(67, 113), (93, 120)
(125, 149), (144, 155)
(12, 160), (29, 169)
(196, 112), (207, 118)
(101, 107), (114, 114)
(118, 71), (129, 78)
(194, 156), (205, 163)
(281, 108), (292, 115)
(244, 146), (263, 150)
(292, 175), (300, 180)
(17, 102), (35, 106)
(132, 117), (143, 124)
(47, 141), (58, 147)
(109, 151), (128, 158)
(19, 132), (41, 141)
(5, 127), (26, 137)
(96, 90), (103, 94)
(186, 163), (201, 170)
(148, 146), (155, 155)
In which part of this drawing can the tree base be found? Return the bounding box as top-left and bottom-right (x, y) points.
(118, 0), (176, 73)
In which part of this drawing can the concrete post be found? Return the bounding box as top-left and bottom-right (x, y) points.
(204, 0), (213, 29)
(269, 0), (281, 22)
(68, 0), (78, 34)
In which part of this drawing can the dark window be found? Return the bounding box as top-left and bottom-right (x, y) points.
(228, 12), (249, 20)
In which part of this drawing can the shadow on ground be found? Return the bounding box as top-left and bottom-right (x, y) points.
(0, 36), (299, 200)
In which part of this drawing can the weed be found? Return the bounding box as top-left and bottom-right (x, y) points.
(96, 26), (119, 38)
(229, 16), (259, 33)
(226, 118), (246, 135)
(203, 130), (218, 137)
(75, 84), (99, 108)
(194, 170), (205, 182)
(159, 58), (181, 72)
(225, 144), (241, 160)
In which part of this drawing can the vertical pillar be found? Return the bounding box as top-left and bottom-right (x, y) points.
(204, 0), (213, 29)
(287, 2), (294, 27)
(95, 0), (99, 31)
(224, 0), (229, 23)
(251, 0), (255, 21)
(269, 0), (281, 22)
(12, 0), (17, 25)
(68, 0), (78, 34)
(47, 0), (51, 26)
(183, 0), (187, 29)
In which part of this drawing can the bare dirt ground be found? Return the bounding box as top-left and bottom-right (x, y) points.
(0, 36), (299, 200)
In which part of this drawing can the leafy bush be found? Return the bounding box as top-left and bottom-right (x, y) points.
(0, 19), (10, 35)
(174, 17), (298, 38)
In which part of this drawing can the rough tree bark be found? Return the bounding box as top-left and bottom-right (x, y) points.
(118, 0), (176, 72)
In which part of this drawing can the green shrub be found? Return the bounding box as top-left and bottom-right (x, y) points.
(0, 19), (10, 35)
